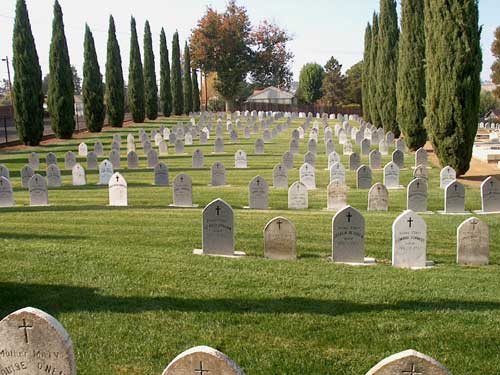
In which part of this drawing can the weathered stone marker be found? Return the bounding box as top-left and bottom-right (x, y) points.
(366, 349), (451, 375)
(457, 217), (489, 265)
(264, 217), (297, 260)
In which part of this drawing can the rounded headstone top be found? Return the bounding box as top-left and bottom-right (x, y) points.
(366, 349), (451, 375)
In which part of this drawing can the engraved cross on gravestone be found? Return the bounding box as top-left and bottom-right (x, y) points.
(18, 319), (33, 344)
(402, 364), (422, 375)
(195, 361), (209, 374)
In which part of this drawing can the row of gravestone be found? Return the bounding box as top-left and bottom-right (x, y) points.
(0, 307), (456, 374)
(197, 199), (490, 267)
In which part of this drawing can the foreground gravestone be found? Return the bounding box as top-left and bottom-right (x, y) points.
(440, 166), (456, 189)
(21, 165), (35, 188)
(368, 183), (389, 211)
(299, 163), (316, 190)
(46, 164), (62, 187)
(357, 165), (372, 189)
(264, 217), (296, 260)
(29, 174), (48, 206)
(234, 150), (248, 168)
(273, 164), (288, 189)
(327, 181), (347, 211)
(332, 206), (367, 264)
(127, 151), (139, 169)
(211, 162), (226, 186)
(192, 149), (204, 169)
(247, 176), (269, 209)
(46, 153), (57, 167)
(288, 181), (308, 209)
(392, 210), (427, 269)
(366, 349), (451, 375)
(162, 346), (245, 375)
(480, 176), (500, 213)
(98, 160), (114, 185)
(457, 217), (489, 265)
(154, 162), (169, 186)
(170, 173), (197, 207)
(71, 164), (86, 186)
(407, 178), (428, 212)
(443, 180), (466, 214)
(0, 176), (14, 207)
(0, 307), (76, 375)
(108, 172), (127, 206)
(383, 162), (402, 189)
(87, 151), (97, 170)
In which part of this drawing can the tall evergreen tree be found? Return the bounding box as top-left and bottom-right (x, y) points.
(362, 23), (372, 122)
(297, 63), (324, 104)
(159, 28), (172, 117)
(183, 42), (193, 114)
(128, 17), (145, 123)
(12, 0), (44, 145)
(82, 24), (105, 132)
(397, 0), (426, 150)
(424, 0), (482, 176)
(376, 0), (399, 137)
(171, 31), (183, 115)
(143, 21), (158, 120)
(105, 15), (125, 127)
(47, 0), (74, 139)
(322, 56), (345, 106)
(491, 27), (500, 100)
(368, 13), (381, 128)
(192, 69), (201, 112)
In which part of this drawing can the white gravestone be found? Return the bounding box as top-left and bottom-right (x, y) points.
(443, 180), (466, 214)
(392, 210), (428, 269)
(108, 172), (127, 206)
(192, 149), (204, 169)
(357, 165), (372, 189)
(46, 164), (62, 188)
(28, 152), (39, 170)
(211, 162), (226, 186)
(71, 163), (86, 186)
(479, 176), (500, 213)
(154, 162), (169, 186)
(98, 160), (114, 185)
(78, 143), (88, 157)
(273, 164), (288, 189)
(0, 176), (14, 207)
(264, 217), (296, 260)
(415, 147), (428, 168)
(440, 166), (456, 189)
(366, 349), (451, 375)
(327, 181), (347, 211)
(332, 206), (368, 264)
(0, 307), (76, 375)
(330, 163), (346, 185)
(379, 140), (389, 155)
(234, 150), (248, 169)
(299, 163), (316, 190)
(170, 173), (197, 207)
(158, 140), (168, 155)
(288, 181), (308, 209)
(457, 217), (489, 265)
(21, 165), (35, 188)
(28, 174), (48, 206)
(413, 164), (428, 181)
(368, 183), (389, 211)
(383, 162), (402, 189)
(327, 151), (340, 170)
(247, 176), (269, 209)
(407, 178), (428, 213)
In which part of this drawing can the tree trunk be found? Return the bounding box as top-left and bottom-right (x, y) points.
(204, 70), (208, 111)
(225, 98), (234, 112)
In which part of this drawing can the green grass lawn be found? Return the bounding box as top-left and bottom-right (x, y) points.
(0, 117), (499, 374)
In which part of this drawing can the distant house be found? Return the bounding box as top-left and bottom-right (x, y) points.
(246, 86), (296, 105)
(484, 109), (500, 121)
(482, 81), (498, 93)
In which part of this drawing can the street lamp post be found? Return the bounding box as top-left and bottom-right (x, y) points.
(2, 56), (13, 143)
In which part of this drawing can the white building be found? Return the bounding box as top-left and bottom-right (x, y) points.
(246, 86), (296, 105)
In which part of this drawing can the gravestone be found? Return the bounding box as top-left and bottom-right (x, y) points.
(87, 151), (97, 170)
(184, 132), (193, 145)
(440, 166), (456, 189)
(46, 164), (62, 187)
(0, 307), (76, 375)
(383, 162), (401, 189)
(127, 151), (139, 169)
(235, 150), (248, 169)
(303, 151), (316, 167)
(127, 140), (136, 154)
(98, 160), (114, 185)
(343, 141), (353, 155)
(328, 151), (340, 170)
(385, 131), (394, 144)
(330, 162), (346, 185)
(0, 176), (14, 207)
(108, 172), (127, 206)
(248, 176), (269, 209)
(291, 129), (299, 140)
(407, 178), (428, 213)
(211, 162), (226, 186)
(379, 140), (388, 155)
(174, 139), (185, 155)
(338, 129), (347, 144)
(299, 163), (316, 190)
(366, 349), (451, 375)
(94, 141), (104, 156)
(327, 180), (347, 211)
(71, 164), (86, 186)
(263, 129), (271, 142)
(415, 147), (428, 168)
(28, 152), (40, 170)
(192, 149), (204, 169)
(111, 140), (121, 151)
(158, 140), (168, 155)
(444, 180), (466, 213)
(264, 217), (296, 260)
(308, 139), (317, 154)
(162, 346), (244, 375)
(154, 162), (169, 186)
(21, 165), (35, 188)
(480, 176), (500, 213)
(369, 150), (382, 170)
(396, 138), (406, 152)
(64, 151), (76, 170)
(282, 151), (294, 170)
(0, 164), (9, 179)
(254, 138), (265, 154)
(199, 199), (237, 256)
(392, 149), (404, 169)
(168, 132), (177, 144)
(143, 140), (153, 155)
(273, 164), (288, 189)
(349, 152), (360, 171)
(289, 139), (299, 154)
(171, 173), (196, 207)
(413, 164), (428, 181)
(78, 143), (88, 157)
(357, 165), (372, 189)
(392, 210), (427, 268)
(109, 150), (121, 169)
(457, 217), (489, 265)
(147, 149), (159, 168)
(214, 137), (224, 153)
(368, 183), (389, 211)
(46, 152), (57, 167)
(229, 130), (238, 143)
(325, 139), (335, 155)
(361, 138), (371, 155)
(199, 131), (208, 144)
(29, 174), (48, 206)
(332, 206), (365, 263)
(288, 181), (308, 209)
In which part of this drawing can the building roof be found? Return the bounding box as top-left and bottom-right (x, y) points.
(246, 86), (295, 102)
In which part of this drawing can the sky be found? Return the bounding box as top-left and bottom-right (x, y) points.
(0, 0), (497, 85)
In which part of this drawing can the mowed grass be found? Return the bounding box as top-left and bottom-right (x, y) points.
(0, 117), (499, 375)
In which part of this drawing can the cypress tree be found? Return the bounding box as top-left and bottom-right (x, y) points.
(362, 22), (372, 122)
(368, 13), (381, 128)
(171, 31), (183, 116)
(192, 69), (201, 113)
(82, 24), (105, 132)
(424, 0), (481, 176)
(491, 27), (500, 100)
(159, 28), (172, 117)
(105, 15), (125, 127)
(12, 0), (44, 145)
(128, 17), (145, 123)
(397, 0), (426, 150)
(183, 42), (193, 114)
(143, 21), (158, 120)
(47, 0), (75, 139)
(376, 0), (399, 137)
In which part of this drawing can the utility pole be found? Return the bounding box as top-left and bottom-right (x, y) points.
(2, 56), (13, 143)
(2, 56), (13, 101)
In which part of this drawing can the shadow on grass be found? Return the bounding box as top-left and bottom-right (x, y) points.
(0, 232), (85, 241)
(1, 282), (499, 317)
